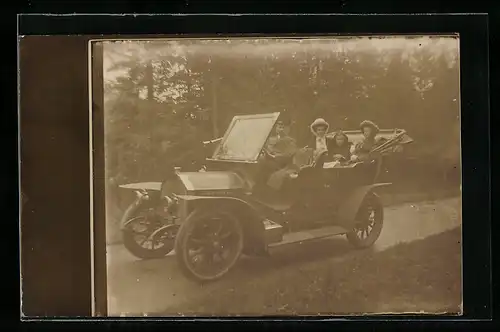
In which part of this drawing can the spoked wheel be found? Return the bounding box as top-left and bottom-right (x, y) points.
(346, 192), (384, 248)
(175, 210), (244, 283)
(122, 204), (177, 260)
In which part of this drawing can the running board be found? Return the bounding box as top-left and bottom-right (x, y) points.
(267, 225), (349, 248)
(263, 219), (284, 245)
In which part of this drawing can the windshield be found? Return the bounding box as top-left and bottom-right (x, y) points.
(212, 113), (280, 162)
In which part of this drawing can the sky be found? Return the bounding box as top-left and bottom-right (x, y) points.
(102, 35), (459, 83)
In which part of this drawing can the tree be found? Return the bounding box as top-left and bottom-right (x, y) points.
(102, 38), (460, 185)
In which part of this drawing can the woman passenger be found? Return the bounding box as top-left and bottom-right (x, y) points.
(351, 120), (391, 162)
(307, 118), (334, 159)
(329, 130), (352, 161)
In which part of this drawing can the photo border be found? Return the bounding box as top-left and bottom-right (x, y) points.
(18, 13), (491, 323)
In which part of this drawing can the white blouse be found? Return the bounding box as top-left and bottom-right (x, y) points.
(316, 136), (327, 152)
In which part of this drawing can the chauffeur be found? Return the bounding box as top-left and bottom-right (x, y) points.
(259, 116), (299, 190)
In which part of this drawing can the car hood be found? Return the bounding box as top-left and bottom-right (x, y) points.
(118, 182), (162, 191)
(176, 171), (246, 192)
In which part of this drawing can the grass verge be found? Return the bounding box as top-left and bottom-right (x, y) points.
(164, 227), (462, 316)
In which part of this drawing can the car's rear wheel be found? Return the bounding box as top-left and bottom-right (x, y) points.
(346, 192), (384, 248)
(122, 203), (176, 259)
(175, 209), (244, 282)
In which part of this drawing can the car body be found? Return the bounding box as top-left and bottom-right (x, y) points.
(118, 112), (413, 282)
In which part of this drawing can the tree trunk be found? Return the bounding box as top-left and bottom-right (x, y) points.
(145, 61), (154, 101)
(211, 75), (219, 137)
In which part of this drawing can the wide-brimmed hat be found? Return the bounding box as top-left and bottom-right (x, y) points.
(359, 120), (380, 134)
(310, 118), (330, 133)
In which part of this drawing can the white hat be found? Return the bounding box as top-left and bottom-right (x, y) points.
(310, 118), (330, 134)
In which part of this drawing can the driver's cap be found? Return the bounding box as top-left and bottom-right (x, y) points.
(277, 112), (292, 126)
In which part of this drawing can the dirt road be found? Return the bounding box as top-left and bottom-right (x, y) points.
(106, 196), (461, 316)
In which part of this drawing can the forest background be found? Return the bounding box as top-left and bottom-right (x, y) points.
(102, 37), (461, 243)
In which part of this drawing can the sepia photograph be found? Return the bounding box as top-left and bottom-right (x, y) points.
(93, 36), (462, 317)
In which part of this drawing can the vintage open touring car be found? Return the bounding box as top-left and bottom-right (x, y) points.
(117, 112), (413, 282)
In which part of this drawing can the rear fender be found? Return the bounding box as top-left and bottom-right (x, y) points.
(176, 195), (266, 252)
(336, 183), (391, 229)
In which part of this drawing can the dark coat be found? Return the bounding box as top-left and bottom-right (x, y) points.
(353, 136), (387, 161)
(328, 131), (352, 160)
(260, 133), (299, 190)
(329, 142), (352, 160)
(265, 134), (297, 167)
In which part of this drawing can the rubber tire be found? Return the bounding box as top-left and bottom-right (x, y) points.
(346, 192), (384, 249)
(175, 209), (244, 283)
(121, 202), (175, 260)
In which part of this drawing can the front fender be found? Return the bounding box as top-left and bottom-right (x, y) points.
(175, 195), (262, 223)
(118, 183), (164, 230)
(336, 183), (391, 229)
(120, 197), (143, 230)
(176, 194), (266, 252)
(119, 189), (158, 230)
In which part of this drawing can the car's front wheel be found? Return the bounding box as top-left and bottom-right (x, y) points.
(175, 209), (244, 282)
(346, 192), (384, 248)
(122, 202), (177, 259)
